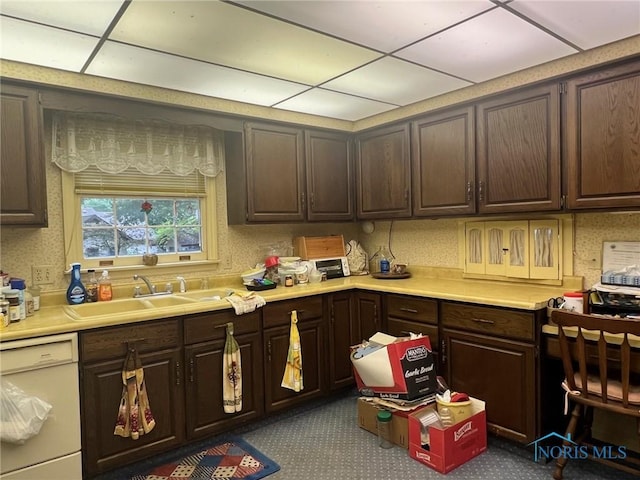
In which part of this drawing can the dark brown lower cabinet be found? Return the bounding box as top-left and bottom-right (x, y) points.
(441, 329), (536, 443)
(353, 290), (382, 341)
(327, 292), (356, 390)
(262, 296), (326, 414)
(184, 310), (264, 440)
(80, 320), (185, 477)
(440, 301), (541, 444)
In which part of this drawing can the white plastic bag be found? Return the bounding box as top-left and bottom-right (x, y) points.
(346, 240), (368, 274)
(1, 379), (52, 444)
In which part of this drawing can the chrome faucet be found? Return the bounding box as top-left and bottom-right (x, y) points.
(133, 274), (156, 296)
(177, 276), (187, 293)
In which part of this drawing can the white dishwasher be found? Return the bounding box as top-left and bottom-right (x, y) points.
(0, 333), (82, 479)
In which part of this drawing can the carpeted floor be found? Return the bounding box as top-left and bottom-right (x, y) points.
(97, 389), (637, 480)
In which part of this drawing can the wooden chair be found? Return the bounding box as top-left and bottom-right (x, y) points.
(552, 309), (640, 479)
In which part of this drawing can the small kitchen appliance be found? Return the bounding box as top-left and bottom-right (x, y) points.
(309, 257), (351, 279)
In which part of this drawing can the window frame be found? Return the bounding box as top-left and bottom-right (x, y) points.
(61, 171), (219, 271)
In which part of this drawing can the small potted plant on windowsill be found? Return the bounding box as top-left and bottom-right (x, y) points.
(141, 201), (158, 266)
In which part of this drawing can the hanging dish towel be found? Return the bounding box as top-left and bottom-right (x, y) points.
(223, 322), (242, 413)
(114, 347), (155, 439)
(225, 292), (266, 315)
(281, 310), (303, 392)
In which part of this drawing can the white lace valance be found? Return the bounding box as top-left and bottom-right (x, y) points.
(51, 112), (225, 177)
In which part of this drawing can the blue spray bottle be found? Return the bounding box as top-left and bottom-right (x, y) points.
(66, 263), (87, 305)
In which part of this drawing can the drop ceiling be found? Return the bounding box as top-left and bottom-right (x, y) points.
(1, 0), (639, 122)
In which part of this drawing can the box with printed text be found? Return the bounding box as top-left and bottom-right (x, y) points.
(350, 333), (437, 401)
(408, 397), (487, 474)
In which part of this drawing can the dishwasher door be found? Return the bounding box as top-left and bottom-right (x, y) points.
(0, 333), (82, 479)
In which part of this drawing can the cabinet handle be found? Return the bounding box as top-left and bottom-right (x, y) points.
(189, 357), (194, 383)
(399, 307), (419, 314)
(267, 340), (272, 363)
(404, 189), (409, 206)
(466, 182), (473, 202)
(472, 317), (495, 325)
(301, 192), (306, 211)
(478, 181), (484, 202)
(175, 360), (181, 386)
(310, 191), (315, 208)
(374, 304), (378, 326)
(441, 339), (446, 365)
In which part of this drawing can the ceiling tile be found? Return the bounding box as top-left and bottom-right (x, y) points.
(275, 88), (396, 121)
(238, 0), (495, 53)
(395, 7), (578, 82)
(109, 1), (380, 85)
(323, 57), (472, 105)
(0, 17), (99, 71)
(0, 0), (125, 36)
(86, 42), (311, 106)
(509, 0), (640, 50)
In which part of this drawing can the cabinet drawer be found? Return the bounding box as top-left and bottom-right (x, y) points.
(80, 319), (180, 363)
(263, 296), (323, 329)
(386, 295), (437, 324)
(184, 310), (260, 345)
(386, 318), (439, 349)
(441, 302), (535, 341)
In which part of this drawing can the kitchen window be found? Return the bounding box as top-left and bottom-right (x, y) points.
(54, 112), (224, 270)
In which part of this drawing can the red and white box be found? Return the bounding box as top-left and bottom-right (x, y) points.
(350, 333), (437, 401)
(408, 397), (487, 474)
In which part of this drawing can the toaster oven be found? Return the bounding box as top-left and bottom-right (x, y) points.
(310, 257), (351, 279)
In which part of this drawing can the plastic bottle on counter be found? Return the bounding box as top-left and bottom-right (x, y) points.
(66, 263), (87, 305)
(98, 270), (113, 301)
(9, 278), (26, 319)
(28, 285), (41, 311)
(86, 269), (99, 303)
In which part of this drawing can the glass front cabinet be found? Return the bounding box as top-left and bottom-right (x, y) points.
(464, 219), (560, 280)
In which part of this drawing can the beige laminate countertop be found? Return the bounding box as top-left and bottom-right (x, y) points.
(0, 270), (574, 342)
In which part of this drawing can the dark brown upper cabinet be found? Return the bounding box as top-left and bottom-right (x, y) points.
(1, 83), (47, 226)
(304, 129), (354, 222)
(226, 123), (353, 224)
(564, 60), (640, 210)
(476, 83), (561, 214)
(355, 123), (412, 219)
(411, 106), (475, 217)
(244, 122), (305, 223)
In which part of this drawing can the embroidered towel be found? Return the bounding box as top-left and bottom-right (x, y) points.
(281, 310), (303, 392)
(223, 322), (242, 413)
(114, 348), (155, 439)
(225, 292), (266, 315)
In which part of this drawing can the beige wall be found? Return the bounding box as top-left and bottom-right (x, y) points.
(1, 39), (640, 292)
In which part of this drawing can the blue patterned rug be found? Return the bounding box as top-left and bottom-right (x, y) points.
(131, 437), (280, 480)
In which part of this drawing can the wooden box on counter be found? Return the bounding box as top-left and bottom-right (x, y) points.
(294, 235), (345, 259)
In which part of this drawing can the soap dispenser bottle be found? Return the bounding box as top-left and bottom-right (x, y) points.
(98, 270), (113, 301)
(66, 263), (87, 305)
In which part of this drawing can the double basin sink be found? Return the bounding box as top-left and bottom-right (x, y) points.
(63, 289), (237, 321)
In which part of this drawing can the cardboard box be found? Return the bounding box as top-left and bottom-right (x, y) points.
(294, 235), (345, 260)
(408, 398), (487, 474)
(356, 398), (410, 449)
(351, 333), (437, 400)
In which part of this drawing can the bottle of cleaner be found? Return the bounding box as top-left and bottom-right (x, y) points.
(67, 263), (87, 305)
(98, 270), (113, 301)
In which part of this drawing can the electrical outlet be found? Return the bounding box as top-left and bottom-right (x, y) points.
(222, 253), (233, 270)
(32, 265), (55, 285)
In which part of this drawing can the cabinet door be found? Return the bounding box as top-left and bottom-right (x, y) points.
(353, 291), (382, 341)
(412, 106), (475, 217)
(484, 221), (529, 278)
(356, 123), (411, 219)
(0, 84), (47, 226)
(327, 292), (356, 390)
(565, 61), (640, 209)
(184, 332), (263, 439)
(441, 329), (536, 443)
(244, 122), (305, 222)
(305, 130), (354, 221)
(529, 219), (560, 280)
(81, 348), (185, 477)
(476, 83), (561, 214)
(264, 317), (325, 413)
